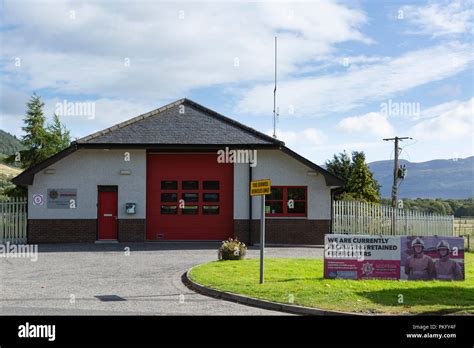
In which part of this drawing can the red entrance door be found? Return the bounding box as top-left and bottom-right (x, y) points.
(98, 190), (118, 240)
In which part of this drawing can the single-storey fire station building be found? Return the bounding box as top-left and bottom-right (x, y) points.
(12, 99), (343, 244)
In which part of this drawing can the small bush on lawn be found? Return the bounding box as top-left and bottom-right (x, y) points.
(218, 238), (247, 260)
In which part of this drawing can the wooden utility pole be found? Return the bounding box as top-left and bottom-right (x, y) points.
(383, 136), (411, 207)
(383, 136), (411, 234)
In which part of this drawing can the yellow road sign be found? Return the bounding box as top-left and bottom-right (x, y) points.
(250, 179), (271, 196)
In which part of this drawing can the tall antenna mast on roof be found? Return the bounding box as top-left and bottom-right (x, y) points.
(273, 36), (279, 139)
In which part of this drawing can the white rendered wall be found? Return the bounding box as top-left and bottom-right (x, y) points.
(28, 149), (147, 219)
(29, 148), (330, 221)
(233, 150), (331, 220)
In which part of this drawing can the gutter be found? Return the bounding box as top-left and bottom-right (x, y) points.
(248, 163), (253, 246)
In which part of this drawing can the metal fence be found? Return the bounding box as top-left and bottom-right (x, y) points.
(454, 217), (473, 250)
(332, 200), (454, 236)
(0, 198), (27, 243)
(454, 217), (474, 237)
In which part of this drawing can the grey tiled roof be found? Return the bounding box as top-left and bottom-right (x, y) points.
(78, 99), (281, 145)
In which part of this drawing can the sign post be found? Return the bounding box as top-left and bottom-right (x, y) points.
(260, 193), (265, 284)
(250, 179), (271, 284)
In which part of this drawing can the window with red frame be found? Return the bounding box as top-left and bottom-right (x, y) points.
(265, 186), (307, 217)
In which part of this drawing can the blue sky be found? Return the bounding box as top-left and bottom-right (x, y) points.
(0, 0), (473, 164)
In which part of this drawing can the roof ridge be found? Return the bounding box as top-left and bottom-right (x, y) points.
(181, 98), (284, 146)
(77, 98), (284, 146)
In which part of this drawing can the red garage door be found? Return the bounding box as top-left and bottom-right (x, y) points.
(146, 153), (234, 240)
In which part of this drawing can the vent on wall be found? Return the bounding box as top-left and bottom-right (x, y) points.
(119, 170), (132, 175)
(44, 169), (56, 174)
(156, 233), (164, 239)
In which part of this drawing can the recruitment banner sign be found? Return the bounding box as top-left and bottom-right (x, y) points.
(324, 234), (465, 281)
(324, 234), (401, 280)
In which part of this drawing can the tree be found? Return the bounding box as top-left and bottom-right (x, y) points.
(326, 151), (380, 203)
(346, 152), (380, 203)
(6, 94), (49, 168)
(4, 94), (71, 198)
(378, 198), (473, 216)
(0, 174), (16, 199)
(456, 204), (474, 217)
(325, 151), (352, 189)
(6, 94), (71, 168)
(45, 114), (71, 156)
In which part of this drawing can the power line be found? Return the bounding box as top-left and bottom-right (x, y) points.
(399, 138), (418, 162)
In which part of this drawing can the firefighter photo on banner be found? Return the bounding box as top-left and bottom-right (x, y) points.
(401, 236), (464, 281)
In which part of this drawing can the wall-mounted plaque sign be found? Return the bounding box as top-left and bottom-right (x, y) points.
(47, 189), (77, 209)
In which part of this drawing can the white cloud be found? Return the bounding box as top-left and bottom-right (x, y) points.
(0, 0), (371, 101)
(401, 1), (474, 37)
(265, 127), (330, 163)
(337, 112), (394, 138)
(269, 127), (327, 147)
(336, 55), (390, 68)
(0, 89), (157, 139)
(410, 97), (474, 140)
(419, 99), (467, 120)
(237, 42), (473, 116)
(43, 98), (157, 139)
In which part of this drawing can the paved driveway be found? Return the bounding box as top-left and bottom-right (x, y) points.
(0, 243), (323, 315)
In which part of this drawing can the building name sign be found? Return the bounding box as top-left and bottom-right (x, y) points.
(47, 189), (77, 209)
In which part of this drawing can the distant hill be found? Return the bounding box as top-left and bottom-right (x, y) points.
(0, 129), (25, 157)
(0, 163), (22, 176)
(369, 157), (474, 199)
(0, 130), (24, 198)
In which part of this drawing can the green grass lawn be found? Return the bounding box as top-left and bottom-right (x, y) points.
(189, 253), (474, 315)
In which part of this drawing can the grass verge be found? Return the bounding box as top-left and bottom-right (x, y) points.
(189, 253), (474, 314)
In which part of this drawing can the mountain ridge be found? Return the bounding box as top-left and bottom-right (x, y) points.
(368, 156), (473, 199)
